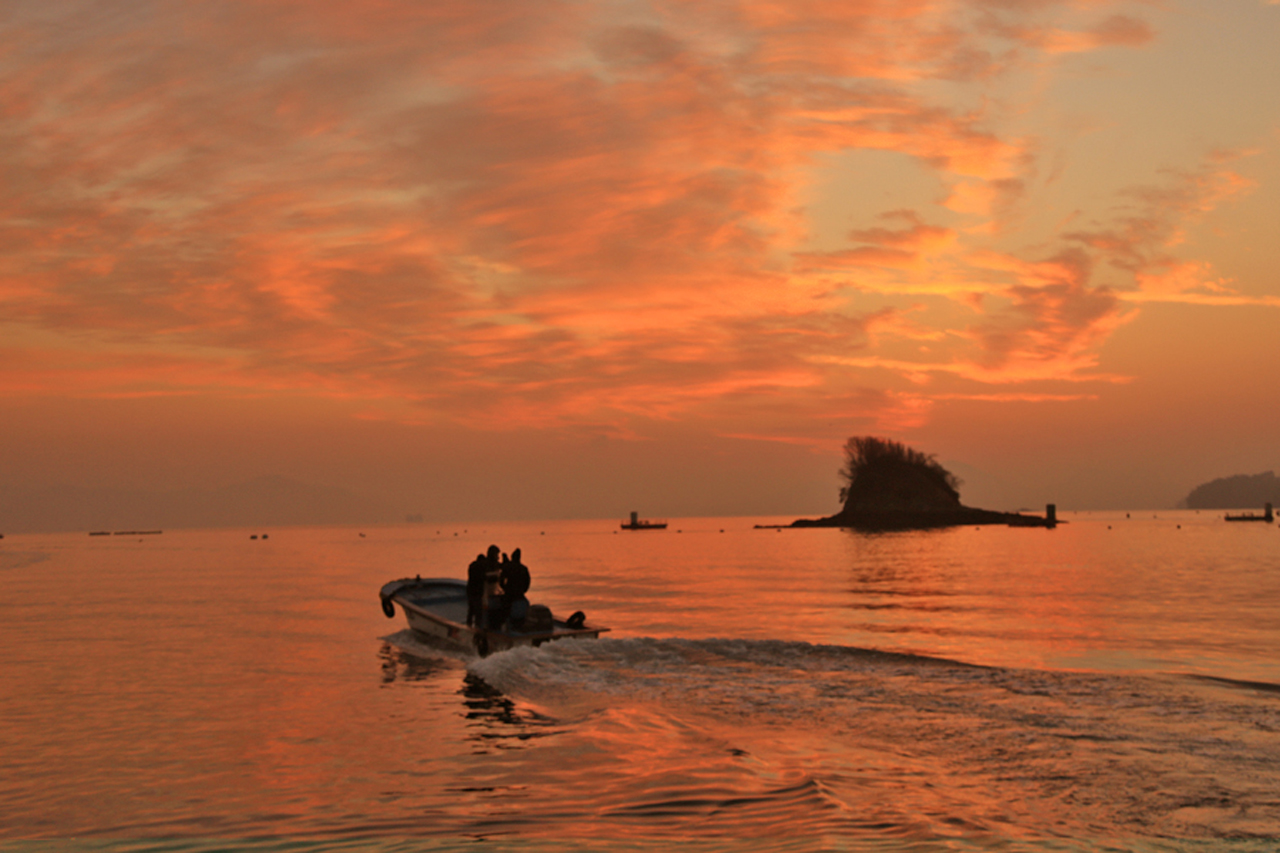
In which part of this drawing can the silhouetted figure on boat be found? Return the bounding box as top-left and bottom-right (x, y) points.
(486, 547), (507, 629)
(500, 548), (532, 629)
(466, 551), (490, 627)
(501, 548), (531, 598)
(469, 545), (503, 628)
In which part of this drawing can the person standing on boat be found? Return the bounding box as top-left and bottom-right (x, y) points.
(499, 548), (531, 628)
(465, 551), (489, 628)
(485, 546), (506, 629)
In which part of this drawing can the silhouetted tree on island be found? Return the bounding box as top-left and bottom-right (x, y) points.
(789, 436), (1055, 530)
(838, 436), (962, 513)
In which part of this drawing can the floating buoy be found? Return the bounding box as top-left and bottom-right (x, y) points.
(566, 611), (586, 629)
(381, 597), (395, 618)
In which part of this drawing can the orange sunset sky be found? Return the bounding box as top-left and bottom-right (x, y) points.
(2, 0), (1278, 530)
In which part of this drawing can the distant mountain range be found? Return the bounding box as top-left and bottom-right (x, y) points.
(1180, 471), (1280, 509)
(0, 475), (397, 534)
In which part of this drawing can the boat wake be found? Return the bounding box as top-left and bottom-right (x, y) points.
(464, 636), (1280, 840)
(468, 635), (988, 714)
(377, 631), (1280, 838)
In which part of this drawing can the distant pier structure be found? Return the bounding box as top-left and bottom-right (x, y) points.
(621, 511), (668, 530)
(1002, 503), (1058, 528)
(1224, 502), (1274, 523)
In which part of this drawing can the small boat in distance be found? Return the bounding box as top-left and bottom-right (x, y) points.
(380, 577), (608, 657)
(621, 511), (667, 530)
(1224, 502), (1274, 523)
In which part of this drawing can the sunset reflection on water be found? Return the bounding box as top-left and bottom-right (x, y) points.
(3, 514), (1280, 845)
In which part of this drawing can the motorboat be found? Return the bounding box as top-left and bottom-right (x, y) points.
(379, 577), (608, 656)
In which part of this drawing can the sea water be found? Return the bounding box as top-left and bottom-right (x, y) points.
(2, 511), (1279, 851)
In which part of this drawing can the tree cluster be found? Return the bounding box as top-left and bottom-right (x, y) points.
(838, 436), (961, 506)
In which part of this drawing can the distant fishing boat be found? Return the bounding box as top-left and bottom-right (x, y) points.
(1224, 502), (1274, 522)
(620, 511), (667, 530)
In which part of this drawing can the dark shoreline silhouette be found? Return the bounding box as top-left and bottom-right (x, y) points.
(779, 436), (1057, 531)
(1182, 471), (1280, 510)
(785, 506), (1057, 530)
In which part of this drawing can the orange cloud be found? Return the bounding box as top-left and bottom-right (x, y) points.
(0, 0), (1257, 448)
(966, 249), (1126, 372)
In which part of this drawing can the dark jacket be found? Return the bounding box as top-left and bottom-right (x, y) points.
(501, 560), (530, 598)
(466, 556), (488, 595)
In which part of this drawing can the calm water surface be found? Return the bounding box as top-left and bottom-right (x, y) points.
(3, 511), (1279, 851)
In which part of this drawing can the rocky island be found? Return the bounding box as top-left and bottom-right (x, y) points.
(787, 437), (1057, 530)
(1180, 471), (1280, 510)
